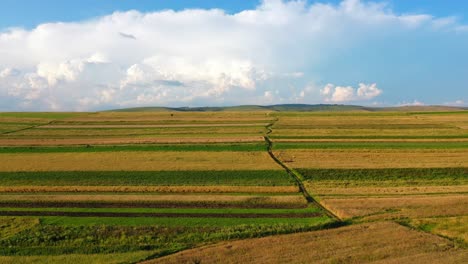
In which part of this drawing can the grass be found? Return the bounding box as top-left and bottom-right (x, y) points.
(0, 217), (39, 239)
(0, 113), (84, 119)
(0, 216), (333, 256)
(0, 170), (294, 186)
(411, 216), (468, 244)
(0, 251), (158, 264)
(0, 143), (268, 153)
(297, 168), (468, 182)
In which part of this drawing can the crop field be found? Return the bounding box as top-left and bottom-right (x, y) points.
(0, 110), (467, 263)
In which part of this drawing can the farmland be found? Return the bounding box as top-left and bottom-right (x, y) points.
(0, 109), (467, 263)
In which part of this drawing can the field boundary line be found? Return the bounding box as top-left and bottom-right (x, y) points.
(264, 119), (342, 221)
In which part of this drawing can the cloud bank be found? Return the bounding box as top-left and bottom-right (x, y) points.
(0, 0), (466, 110)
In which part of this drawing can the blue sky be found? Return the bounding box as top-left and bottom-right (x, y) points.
(0, 0), (467, 110)
(1, 0), (467, 29)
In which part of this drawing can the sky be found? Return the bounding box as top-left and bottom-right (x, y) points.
(0, 0), (467, 111)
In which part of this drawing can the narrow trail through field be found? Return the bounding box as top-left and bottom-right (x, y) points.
(264, 118), (341, 221)
(1, 121), (52, 135)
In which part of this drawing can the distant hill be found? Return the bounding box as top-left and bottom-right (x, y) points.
(107, 104), (468, 112)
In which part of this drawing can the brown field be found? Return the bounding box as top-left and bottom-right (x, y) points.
(0, 151), (281, 171)
(4, 127), (265, 138)
(0, 185), (299, 194)
(272, 128), (466, 137)
(308, 185), (468, 196)
(320, 195), (468, 219)
(40, 123), (269, 128)
(275, 149), (468, 168)
(0, 136), (265, 146)
(146, 221), (467, 264)
(274, 138), (468, 142)
(0, 194), (307, 206)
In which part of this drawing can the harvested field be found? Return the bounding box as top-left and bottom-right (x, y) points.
(271, 128), (467, 137)
(274, 138), (468, 142)
(0, 185), (299, 194)
(40, 123), (269, 128)
(0, 136), (265, 146)
(0, 151), (282, 171)
(147, 221), (467, 264)
(274, 141), (468, 149)
(0, 194), (305, 203)
(0, 194), (308, 209)
(276, 149), (468, 168)
(4, 126), (265, 138)
(320, 195), (468, 219)
(308, 185), (468, 196)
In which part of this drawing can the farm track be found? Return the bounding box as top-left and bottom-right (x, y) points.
(0, 210), (321, 218)
(264, 119), (341, 221)
(0, 121), (51, 135)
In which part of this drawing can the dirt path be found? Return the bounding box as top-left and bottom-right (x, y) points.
(263, 119), (341, 221)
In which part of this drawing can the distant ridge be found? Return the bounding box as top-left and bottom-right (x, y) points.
(107, 104), (468, 112)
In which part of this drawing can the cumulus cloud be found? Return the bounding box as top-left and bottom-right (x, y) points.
(0, 0), (466, 110)
(320, 83), (382, 102)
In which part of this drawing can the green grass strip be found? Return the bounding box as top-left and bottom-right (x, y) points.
(0, 170), (295, 186)
(297, 168), (468, 181)
(0, 143), (267, 153)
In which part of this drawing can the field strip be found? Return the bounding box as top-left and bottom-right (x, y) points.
(0, 151), (283, 171)
(277, 149), (468, 169)
(0, 210), (321, 218)
(0, 136), (265, 146)
(320, 194), (468, 219)
(0, 186), (299, 193)
(40, 123), (269, 128)
(273, 138), (468, 142)
(0, 194), (304, 202)
(145, 221), (466, 264)
(308, 185), (468, 195)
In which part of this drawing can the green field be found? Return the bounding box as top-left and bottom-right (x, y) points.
(0, 170), (294, 186)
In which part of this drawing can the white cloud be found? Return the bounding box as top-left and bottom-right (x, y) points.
(0, 0), (466, 110)
(443, 100), (465, 106)
(320, 83), (382, 102)
(398, 100), (425, 106)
